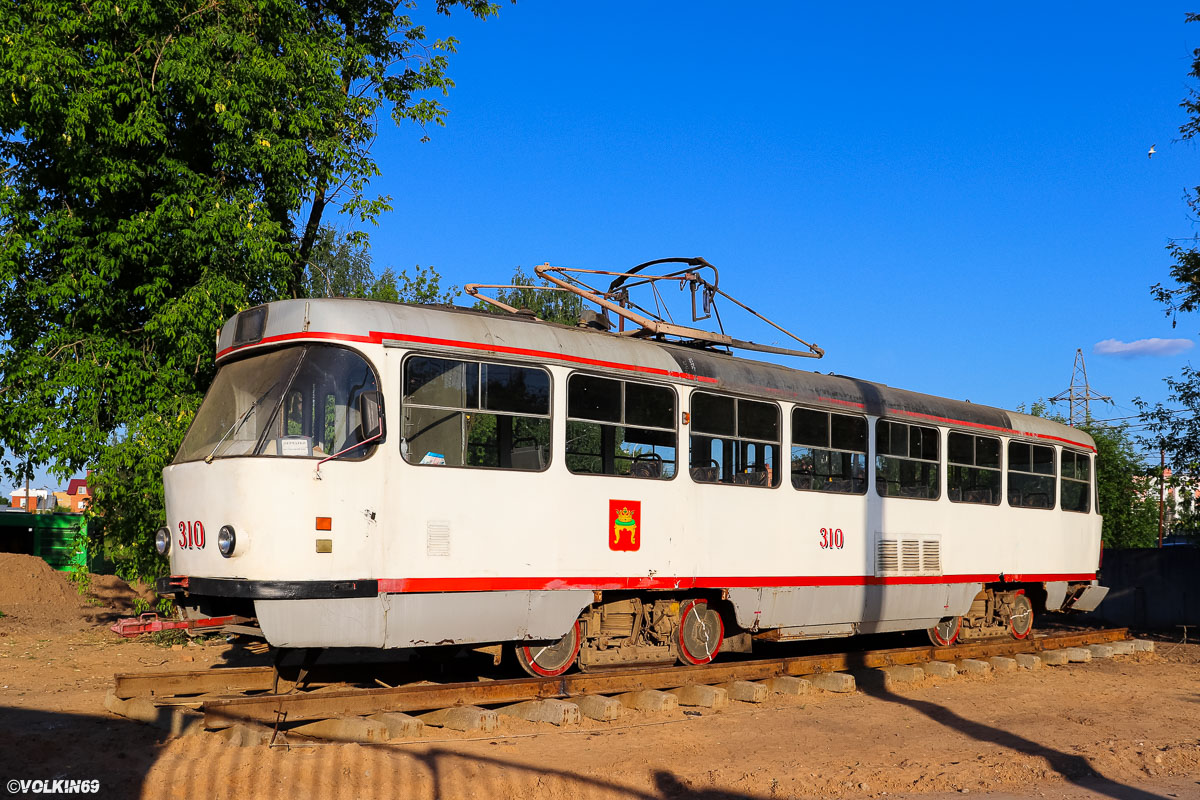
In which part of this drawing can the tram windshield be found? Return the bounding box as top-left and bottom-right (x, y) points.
(174, 345), (380, 463)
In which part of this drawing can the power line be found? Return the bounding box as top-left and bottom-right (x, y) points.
(1086, 408), (1192, 425)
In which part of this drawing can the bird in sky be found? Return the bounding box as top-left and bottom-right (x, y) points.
(1149, 144), (1157, 159)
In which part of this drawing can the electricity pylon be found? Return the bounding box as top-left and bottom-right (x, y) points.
(1049, 349), (1111, 426)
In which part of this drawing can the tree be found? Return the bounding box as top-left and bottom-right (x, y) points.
(303, 226), (458, 304)
(1078, 423), (1160, 549)
(0, 0), (498, 579)
(476, 266), (586, 326)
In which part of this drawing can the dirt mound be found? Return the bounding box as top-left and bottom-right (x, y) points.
(0, 552), (91, 626)
(88, 572), (157, 615)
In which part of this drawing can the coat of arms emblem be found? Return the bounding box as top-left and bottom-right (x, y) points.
(608, 499), (641, 551)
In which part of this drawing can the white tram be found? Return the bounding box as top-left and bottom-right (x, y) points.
(157, 292), (1108, 676)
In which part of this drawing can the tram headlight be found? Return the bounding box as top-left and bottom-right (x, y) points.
(217, 525), (237, 558)
(154, 527), (170, 556)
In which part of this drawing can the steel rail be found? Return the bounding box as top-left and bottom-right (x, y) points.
(194, 628), (1128, 729)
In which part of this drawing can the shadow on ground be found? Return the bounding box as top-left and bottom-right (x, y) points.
(850, 664), (1172, 800)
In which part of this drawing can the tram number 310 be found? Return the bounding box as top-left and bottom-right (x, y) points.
(819, 527), (845, 550)
(178, 521), (206, 550)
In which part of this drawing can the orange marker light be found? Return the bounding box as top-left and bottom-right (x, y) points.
(316, 517), (332, 531)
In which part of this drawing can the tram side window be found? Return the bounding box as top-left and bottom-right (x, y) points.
(689, 392), (781, 487)
(401, 355), (551, 471)
(565, 374), (677, 479)
(875, 420), (940, 500)
(1008, 441), (1056, 509)
(1061, 449), (1091, 513)
(791, 408), (867, 494)
(947, 432), (1002, 505)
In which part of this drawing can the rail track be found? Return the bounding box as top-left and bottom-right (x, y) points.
(105, 627), (1141, 743)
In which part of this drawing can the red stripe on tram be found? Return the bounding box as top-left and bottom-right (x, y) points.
(375, 572), (1097, 594)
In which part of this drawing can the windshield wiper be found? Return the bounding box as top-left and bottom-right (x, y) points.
(204, 405), (256, 464)
(204, 349), (309, 464)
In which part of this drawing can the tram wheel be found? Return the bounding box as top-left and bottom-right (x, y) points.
(676, 599), (724, 665)
(514, 621), (581, 677)
(1008, 593), (1034, 640)
(927, 615), (962, 647)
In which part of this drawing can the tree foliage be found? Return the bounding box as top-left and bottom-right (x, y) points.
(1078, 422), (1160, 549)
(475, 266), (586, 326)
(303, 226), (458, 304)
(0, 0), (497, 579)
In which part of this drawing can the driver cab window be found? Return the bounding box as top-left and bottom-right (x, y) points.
(565, 374), (677, 479)
(262, 347), (380, 458)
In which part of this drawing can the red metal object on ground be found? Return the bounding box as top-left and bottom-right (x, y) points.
(109, 612), (236, 638)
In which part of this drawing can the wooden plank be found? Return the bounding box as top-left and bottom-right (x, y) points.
(114, 666), (278, 699)
(200, 628), (1130, 728)
(204, 677), (559, 728)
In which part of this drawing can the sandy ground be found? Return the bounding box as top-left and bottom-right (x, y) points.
(0, 555), (1197, 800)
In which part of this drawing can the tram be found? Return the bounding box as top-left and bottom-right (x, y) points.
(156, 260), (1108, 676)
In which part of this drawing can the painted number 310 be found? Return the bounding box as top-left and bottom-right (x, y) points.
(819, 527), (844, 550)
(178, 521), (205, 550)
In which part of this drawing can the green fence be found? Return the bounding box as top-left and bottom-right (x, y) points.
(0, 511), (88, 571)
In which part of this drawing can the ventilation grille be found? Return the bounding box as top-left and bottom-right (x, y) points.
(877, 540), (900, 573)
(426, 521), (451, 557)
(876, 535), (941, 576)
(922, 540), (941, 573)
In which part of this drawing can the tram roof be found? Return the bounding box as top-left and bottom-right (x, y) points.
(216, 298), (1096, 452)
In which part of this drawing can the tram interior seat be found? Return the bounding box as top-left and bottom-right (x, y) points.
(1009, 489), (1051, 509)
(800, 476), (853, 492)
(690, 465), (720, 482)
(963, 488), (994, 504)
(733, 469), (769, 486)
(630, 459), (662, 479)
(510, 444), (545, 471)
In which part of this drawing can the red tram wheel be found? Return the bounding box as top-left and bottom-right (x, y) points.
(927, 615), (962, 647)
(514, 621), (581, 677)
(676, 599), (724, 665)
(1008, 593), (1034, 640)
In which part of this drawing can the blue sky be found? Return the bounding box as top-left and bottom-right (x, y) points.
(358, 3), (1200, 430)
(13, 2), (1200, 491)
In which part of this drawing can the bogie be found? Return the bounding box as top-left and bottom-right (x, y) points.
(520, 595), (736, 673)
(959, 588), (1037, 642)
